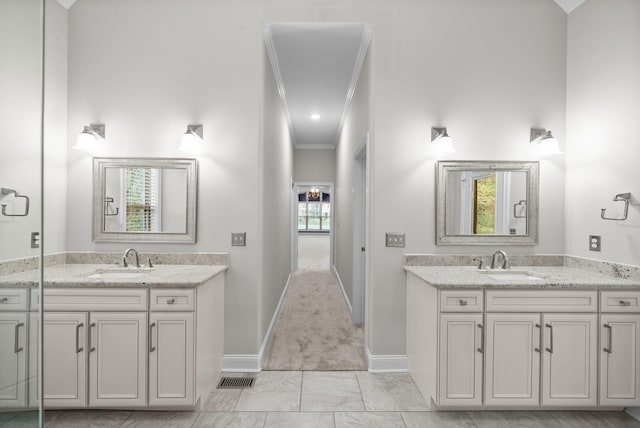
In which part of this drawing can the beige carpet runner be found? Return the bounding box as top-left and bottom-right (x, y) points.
(263, 269), (367, 371)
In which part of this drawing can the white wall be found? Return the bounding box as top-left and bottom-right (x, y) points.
(565, 0), (640, 266)
(0, 0), (42, 261)
(66, 0), (263, 354)
(64, 0), (568, 358)
(260, 46), (293, 347)
(43, 0), (68, 255)
(335, 50), (371, 311)
(293, 149), (335, 183)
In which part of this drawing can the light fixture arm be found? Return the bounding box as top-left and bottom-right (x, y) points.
(431, 127), (448, 142)
(600, 192), (632, 221)
(186, 124), (203, 139)
(83, 124), (105, 139)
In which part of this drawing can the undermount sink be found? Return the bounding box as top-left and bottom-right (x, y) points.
(479, 270), (543, 281)
(86, 267), (153, 280)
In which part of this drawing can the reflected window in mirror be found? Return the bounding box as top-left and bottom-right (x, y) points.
(437, 161), (538, 245)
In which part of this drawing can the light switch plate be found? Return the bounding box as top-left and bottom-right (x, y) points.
(589, 235), (601, 252)
(232, 233), (246, 247)
(386, 233), (405, 248)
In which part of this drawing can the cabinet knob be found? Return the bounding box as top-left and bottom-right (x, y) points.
(167, 298), (176, 305)
(0, 297), (8, 304)
(459, 299), (468, 306)
(620, 300), (632, 307)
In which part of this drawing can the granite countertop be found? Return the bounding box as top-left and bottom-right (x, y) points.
(405, 265), (640, 290)
(0, 264), (228, 288)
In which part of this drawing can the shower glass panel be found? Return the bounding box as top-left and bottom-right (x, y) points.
(0, 0), (44, 426)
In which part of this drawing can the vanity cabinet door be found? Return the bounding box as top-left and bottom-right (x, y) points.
(148, 312), (194, 407)
(438, 313), (483, 406)
(484, 313), (540, 406)
(89, 312), (147, 407)
(599, 314), (640, 406)
(0, 312), (27, 408)
(541, 313), (597, 406)
(34, 312), (88, 408)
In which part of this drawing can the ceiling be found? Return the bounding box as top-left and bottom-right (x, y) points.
(264, 23), (371, 149)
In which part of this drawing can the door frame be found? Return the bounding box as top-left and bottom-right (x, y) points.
(291, 181), (334, 271)
(352, 134), (369, 325)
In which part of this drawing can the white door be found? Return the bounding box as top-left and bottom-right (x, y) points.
(438, 313), (483, 406)
(149, 312), (194, 406)
(89, 312), (147, 407)
(485, 313), (540, 406)
(35, 312), (88, 408)
(542, 313), (597, 406)
(600, 314), (640, 406)
(0, 312), (27, 408)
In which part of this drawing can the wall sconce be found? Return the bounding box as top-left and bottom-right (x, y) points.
(530, 128), (562, 155)
(73, 123), (105, 152)
(180, 124), (203, 153)
(431, 127), (455, 155)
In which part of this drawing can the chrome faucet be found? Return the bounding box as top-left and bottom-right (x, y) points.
(122, 248), (140, 268)
(491, 250), (508, 269)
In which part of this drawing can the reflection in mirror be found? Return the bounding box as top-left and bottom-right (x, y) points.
(437, 161), (539, 245)
(93, 158), (197, 243)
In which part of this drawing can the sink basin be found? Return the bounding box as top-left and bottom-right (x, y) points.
(479, 270), (543, 281)
(86, 267), (153, 280)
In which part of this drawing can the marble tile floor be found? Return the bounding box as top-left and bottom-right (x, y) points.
(2, 371), (640, 427)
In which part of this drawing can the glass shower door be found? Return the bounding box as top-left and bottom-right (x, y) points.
(0, 0), (44, 426)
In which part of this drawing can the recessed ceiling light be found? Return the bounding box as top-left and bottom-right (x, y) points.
(310, 113), (321, 120)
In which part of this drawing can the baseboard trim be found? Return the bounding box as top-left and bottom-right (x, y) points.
(366, 348), (408, 372)
(332, 265), (352, 315)
(223, 273), (292, 372)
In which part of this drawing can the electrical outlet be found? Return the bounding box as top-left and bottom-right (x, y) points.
(589, 235), (601, 252)
(386, 233), (405, 248)
(232, 232), (246, 247)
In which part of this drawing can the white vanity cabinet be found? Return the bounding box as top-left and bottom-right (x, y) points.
(40, 288), (148, 408)
(148, 289), (195, 407)
(599, 291), (640, 406)
(437, 290), (483, 406)
(0, 289), (28, 409)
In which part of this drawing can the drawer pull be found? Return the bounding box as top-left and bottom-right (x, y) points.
(534, 323), (541, 353)
(89, 323), (96, 352)
(0, 297), (8, 304)
(149, 322), (156, 352)
(477, 324), (484, 354)
(167, 298), (176, 305)
(619, 300), (632, 307)
(14, 322), (24, 353)
(604, 324), (613, 353)
(76, 323), (84, 353)
(545, 323), (553, 354)
(459, 299), (468, 306)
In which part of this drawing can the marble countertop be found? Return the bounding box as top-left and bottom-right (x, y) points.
(0, 264), (228, 288)
(405, 265), (640, 289)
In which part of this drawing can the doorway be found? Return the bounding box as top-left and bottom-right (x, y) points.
(292, 182), (333, 271)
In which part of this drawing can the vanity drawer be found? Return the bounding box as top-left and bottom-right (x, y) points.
(41, 288), (148, 311)
(440, 290), (483, 312)
(601, 291), (640, 312)
(486, 290), (598, 312)
(150, 289), (195, 311)
(0, 288), (29, 311)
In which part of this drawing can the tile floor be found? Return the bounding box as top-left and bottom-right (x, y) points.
(3, 371), (640, 427)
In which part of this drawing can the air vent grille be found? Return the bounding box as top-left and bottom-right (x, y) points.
(216, 376), (255, 389)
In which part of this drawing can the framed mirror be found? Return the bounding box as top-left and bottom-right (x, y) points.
(93, 157), (197, 243)
(436, 161), (539, 245)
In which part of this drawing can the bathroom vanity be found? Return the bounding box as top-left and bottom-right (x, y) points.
(0, 263), (226, 410)
(406, 264), (640, 411)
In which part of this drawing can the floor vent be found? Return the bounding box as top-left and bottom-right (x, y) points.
(216, 377), (255, 389)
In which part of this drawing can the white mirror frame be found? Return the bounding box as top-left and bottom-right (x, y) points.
(92, 157), (198, 243)
(436, 160), (539, 246)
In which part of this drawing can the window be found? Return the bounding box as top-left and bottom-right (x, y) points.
(298, 191), (330, 232)
(125, 168), (160, 232)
